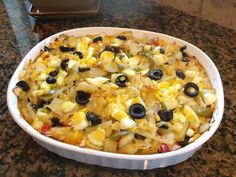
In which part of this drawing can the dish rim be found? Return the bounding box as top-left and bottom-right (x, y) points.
(7, 27), (224, 160)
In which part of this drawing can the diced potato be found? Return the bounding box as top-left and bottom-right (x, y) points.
(61, 101), (76, 113)
(172, 121), (189, 141)
(57, 71), (68, 85)
(118, 53), (129, 64)
(85, 46), (94, 59)
(38, 115), (52, 125)
(190, 133), (201, 142)
(133, 97), (146, 107)
(63, 130), (84, 145)
(32, 118), (44, 131)
(193, 76), (202, 84)
(199, 122), (210, 133)
(48, 98), (64, 116)
(70, 112), (89, 130)
(111, 121), (120, 131)
(40, 82), (50, 91)
(153, 54), (165, 66)
(37, 73), (47, 81)
(139, 140), (160, 154)
(163, 96), (178, 110)
(183, 105), (200, 129)
(203, 93), (216, 106)
(13, 87), (24, 97)
(48, 57), (61, 67)
(120, 118), (136, 130)
(76, 81), (98, 93)
(86, 77), (109, 87)
(175, 51), (183, 60)
(100, 51), (119, 72)
(111, 108), (129, 121)
(36, 108), (48, 118)
(18, 104), (33, 124)
(165, 44), (177, 54)
(48, 127), (84, 145)
(105, 126), (113, 138)
(86, 140), (103, 150)
(186, 128), (194, 137)
(119, 143), (138, 154)
(87, 67), (107, 77)
(185, 70), (197, 78)
(140, 69), (149, 76)
(112, 38), (125, 47)
(128, 56), (140, 67)
(87, 127), (106, 146)
(68, 60), (78, 69)
(118, 134), (134, 148)
(144, 45), (152, 51)
(104, 139), (117, 152)
(125, 99), (134, 110)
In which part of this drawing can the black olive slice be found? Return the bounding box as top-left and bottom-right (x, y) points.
(179, 136), (191, 147)
(16, 81), (30, 92)
(182, 57), (189, 62)
(59, 46), (75, 52)
(182, 52), (188, 57)
(104, 46), (113, 52)
(78, 67), (90, 72)
(60, 59), (69, 71)
(116, 35), (127, 41)
(46, 76), (57, 84)
(31, 100), (46, 110)
(180, 46), (188, 57)
(49, 69), (59, 77)
(176, 69), (185, 79)
(148, 69), (163, 80)
(158, 110), (173, 122)
(160, 48), (165, 54)
(180, 45), (187, 52)
(160, 124), (169, 129)
(75, 91), (91, 105)
(51, 117), (63, 127)
(86, 112), (102, 126)
(134, 133), (146, 140)
(93, 36), (102, 43)
(44, 46), (51, 52)
(129, 103), (146, 119)
(115, 75), (128, 87)
(184, 82), (199, 97)
(73, 51), (83, 59)
(51, 117), (59, 124)
(112, 47), (120, 54)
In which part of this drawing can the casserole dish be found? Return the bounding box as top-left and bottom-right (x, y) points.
(7, 27), (224, 169)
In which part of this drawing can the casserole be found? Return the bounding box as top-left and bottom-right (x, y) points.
(7, 27), (224, 169)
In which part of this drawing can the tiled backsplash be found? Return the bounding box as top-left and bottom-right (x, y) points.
(158, 0), (236, 30)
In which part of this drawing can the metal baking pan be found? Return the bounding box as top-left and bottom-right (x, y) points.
(28, 1), (100, 19)
(30, 0), (97, 12)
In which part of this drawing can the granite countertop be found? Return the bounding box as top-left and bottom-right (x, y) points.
(0, 0), (235, 176)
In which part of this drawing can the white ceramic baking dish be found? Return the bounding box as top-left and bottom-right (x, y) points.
(7, 27), (224, 170)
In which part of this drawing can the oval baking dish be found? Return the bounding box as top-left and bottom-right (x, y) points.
(7, 27), (224, 170)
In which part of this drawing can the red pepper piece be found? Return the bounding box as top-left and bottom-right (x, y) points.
(40, 124), (50, 134)
(152, 38), (160, 46)
(159, 143), (170, 153)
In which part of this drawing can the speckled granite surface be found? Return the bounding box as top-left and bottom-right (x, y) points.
(0, 0), (235, 176)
